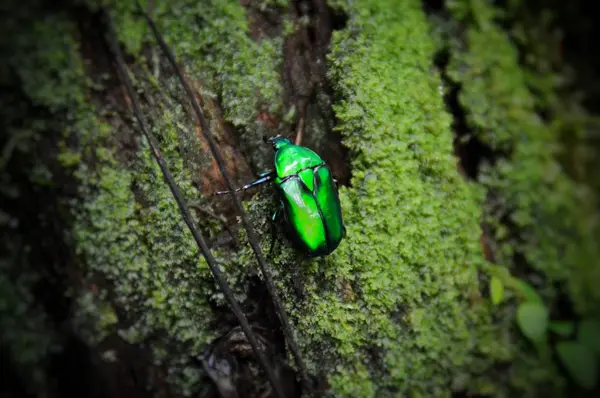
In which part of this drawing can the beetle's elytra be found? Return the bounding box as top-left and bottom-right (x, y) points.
(217, 135), (344, 256)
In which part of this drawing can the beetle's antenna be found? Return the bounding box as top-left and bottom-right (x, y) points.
(101, 10), (287, 398)
(135, 2), (312, 393)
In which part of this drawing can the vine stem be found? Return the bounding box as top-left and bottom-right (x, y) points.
(102, 10), (287, 398)
(137, 3), (312, 392)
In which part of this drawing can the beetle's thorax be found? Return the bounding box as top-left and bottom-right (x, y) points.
(274, 144), (324, 180)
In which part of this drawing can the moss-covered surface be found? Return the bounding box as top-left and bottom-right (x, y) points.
(1, 2), (84, 395)
(144, 0), (285, 173)
(446, 0), (600, 318)
(3, 0), (229, 395)
(269, 0), (492, 395)
(2, 0), (599, 397)
(238, 0), (564, 395)
(69, 0), (288, 394)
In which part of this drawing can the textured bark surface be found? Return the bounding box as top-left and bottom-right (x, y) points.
(1, 0), (599, 397)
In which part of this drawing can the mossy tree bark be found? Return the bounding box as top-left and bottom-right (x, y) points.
(1, 0), (599, 397)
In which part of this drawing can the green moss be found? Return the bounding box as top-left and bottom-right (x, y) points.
(2, 0), (254, 395)
(125, 0), (286, 171)
(0, 246), (59, 398)
(447, 0), (600, 317)
(72, 291), (119, 346)
(5, 0), (599, 396)
(232, 0), (511, 395)
(2, 0), (284, 392)
(97, 0), (286, 172)
(0, 2), (83, 395)
(326, 2), (492, 392)
(69, 75), (230, 394)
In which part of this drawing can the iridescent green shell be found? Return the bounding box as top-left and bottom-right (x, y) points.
(272, 138), (344, 256)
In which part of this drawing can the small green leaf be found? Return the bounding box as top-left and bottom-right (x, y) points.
(549, 321), (575, 337)
(556, 341), (597, 389)
(490, 276), (504, 305)
(516, 302), (548, 342)
(578, 319), (600, 353)
(514, 280), (543, 303)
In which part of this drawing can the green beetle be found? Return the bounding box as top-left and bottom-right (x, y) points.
(217, 135), (344, 256)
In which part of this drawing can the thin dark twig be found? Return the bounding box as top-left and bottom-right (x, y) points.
(294, 99), (308, 146)
(101, 10), (286, 398)
(139, 4), (312, 391)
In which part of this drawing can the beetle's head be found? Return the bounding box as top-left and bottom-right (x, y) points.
(264, 135), (292, 151)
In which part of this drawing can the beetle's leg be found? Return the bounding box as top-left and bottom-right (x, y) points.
(214, 170), (275, 196)
(267, 207), (283, 258)
(272, 207), (282, 223)
(332, 177), (340, 189)
(257, 170), (275, 178)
